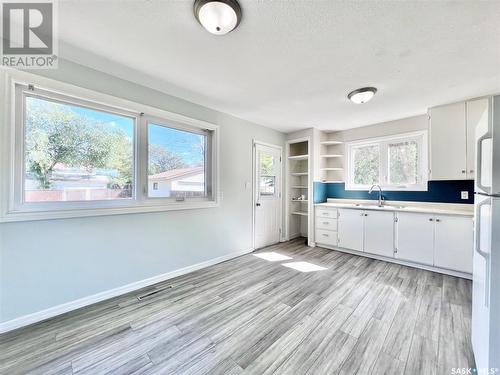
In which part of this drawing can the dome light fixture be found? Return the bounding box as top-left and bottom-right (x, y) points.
(347, 87), (378, 104)
(194, 0), (242, 35)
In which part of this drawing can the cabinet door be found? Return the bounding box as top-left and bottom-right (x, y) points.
(396, 212), (435, 265)
(434, 215), (473, 273)
(466, 98), (489, 179)
(364, 211), (395, 257)
(429, 102), (467, 180)
(338, 209), (364, 251)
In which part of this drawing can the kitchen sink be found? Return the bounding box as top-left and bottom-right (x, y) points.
(353, 203), (406, 210)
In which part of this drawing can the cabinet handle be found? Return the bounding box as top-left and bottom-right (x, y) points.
(365, 213), (368, 216)
(436, 218), (441, 222)
(322, 234), (329, 237)
(429, 218), (434, 221)
(462, 170), (466, 174)
(323, 222), (329, 225)
(470, 170), (474, 173)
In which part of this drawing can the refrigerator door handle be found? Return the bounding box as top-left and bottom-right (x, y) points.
(476, 130), (492, 195)
(474, 197), (490, 307)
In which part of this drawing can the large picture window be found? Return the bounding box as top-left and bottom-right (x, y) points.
(24, 94), (135, 203)
(4, 78), (218, 221)
(346, 132), (428, 191)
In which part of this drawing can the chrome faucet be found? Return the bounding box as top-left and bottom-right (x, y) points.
(369, 184), (384, 207)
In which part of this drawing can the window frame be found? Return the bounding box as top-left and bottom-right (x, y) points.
(1, 70), (219, 222)
(345, 131), (428, 191)
(144, 116), (214, 203)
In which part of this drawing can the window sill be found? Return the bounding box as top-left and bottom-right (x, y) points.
(0, 200), (220, 223)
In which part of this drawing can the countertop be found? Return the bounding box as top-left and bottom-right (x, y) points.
(315, 199), (474, 217)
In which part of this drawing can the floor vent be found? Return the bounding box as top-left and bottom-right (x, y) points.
(137, 285), (173, 301)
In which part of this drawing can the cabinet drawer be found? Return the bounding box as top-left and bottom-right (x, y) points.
(316, 208), (337, 219)
(316, 229), (337, 246)
(316, 217), (337, 231)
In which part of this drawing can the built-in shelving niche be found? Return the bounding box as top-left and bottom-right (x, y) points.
(287, 139), (311, 242)
(319, 133), (344, 183)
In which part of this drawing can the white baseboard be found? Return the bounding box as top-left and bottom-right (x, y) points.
(0, 248), (253, 334)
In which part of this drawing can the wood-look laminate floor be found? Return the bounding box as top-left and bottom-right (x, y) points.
(0, 238), (475, 375)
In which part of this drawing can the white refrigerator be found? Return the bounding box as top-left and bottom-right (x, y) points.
(472, 95), (500, 371)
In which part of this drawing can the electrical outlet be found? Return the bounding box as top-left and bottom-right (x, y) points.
(461, 191), (469, 200)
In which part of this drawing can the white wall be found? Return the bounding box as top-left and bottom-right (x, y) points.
(0, 60), (285, 324)
(338, 114), (428, 142)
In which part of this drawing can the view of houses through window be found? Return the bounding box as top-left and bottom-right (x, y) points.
(24, 96), (135, 202)
(147, 123), (207, 199)
(24, 95), (209, 203)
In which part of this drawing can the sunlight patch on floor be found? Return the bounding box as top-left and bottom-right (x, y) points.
(281, 261), (327, 272)
(253, 252), (293, 262)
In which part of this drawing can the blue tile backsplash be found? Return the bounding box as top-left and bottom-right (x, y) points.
(313, 180), (474, 204)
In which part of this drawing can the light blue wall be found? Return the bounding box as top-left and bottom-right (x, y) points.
(0, 60), (285, 322)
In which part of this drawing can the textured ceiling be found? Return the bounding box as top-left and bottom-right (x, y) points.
(57, 0), (500, 132)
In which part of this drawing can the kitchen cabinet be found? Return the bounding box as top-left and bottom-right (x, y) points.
(316, 205), (473, 276)
(364, 211), (395, 257)
(315, 207), (338, 247)
(429, 102), (467, 180)
(434, 215), (473, 273)
(429, 98), (488, 181)
(396, 212), (435, 265)
(466, 98), (489, 179)
(338, 208), (364, 251)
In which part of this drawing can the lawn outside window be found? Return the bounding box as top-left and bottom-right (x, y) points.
(0, 71), (219, 222)
(345, 131), (428, 191)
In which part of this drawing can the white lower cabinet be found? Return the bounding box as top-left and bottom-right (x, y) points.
(396, 212), (435, 265)
(315, 207), (338, 247)
(434, 215), (473, 273)
(317, 205), (473, 276)
(315, 229), (337, 247)
(338, 209), (364, 251)
(364, 211), (395, 258)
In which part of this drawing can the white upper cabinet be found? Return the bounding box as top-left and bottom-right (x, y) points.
(429, 98), (489, 181)
(338, 208), (364, 251)
(396, 212), (435, 265)
(466, 98), (489, 180)
(429, 102), (467, 180)
(364, 210), (395, 258)
(434, 215), (473, 273)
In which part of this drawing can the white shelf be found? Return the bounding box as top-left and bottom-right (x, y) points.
(291, 172), (308, 176)
(321, 154), (343, 158)
(321, 180), (344, 183)
(291, 199), (308, 202)
(320, 167), (344, 171)
(288, 155), (308, 160)
(320, 141), (343, 145)
(291, 211), (309, 216)
(291, 186), (308, 189)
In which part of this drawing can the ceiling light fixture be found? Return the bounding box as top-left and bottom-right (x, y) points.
(347, 87), (378, 104)
(194, 0), (242, 35)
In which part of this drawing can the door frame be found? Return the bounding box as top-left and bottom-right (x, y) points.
(252, 140), (284, 250)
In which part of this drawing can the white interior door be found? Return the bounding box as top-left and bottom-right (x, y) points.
(254, 143), (282, 249)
